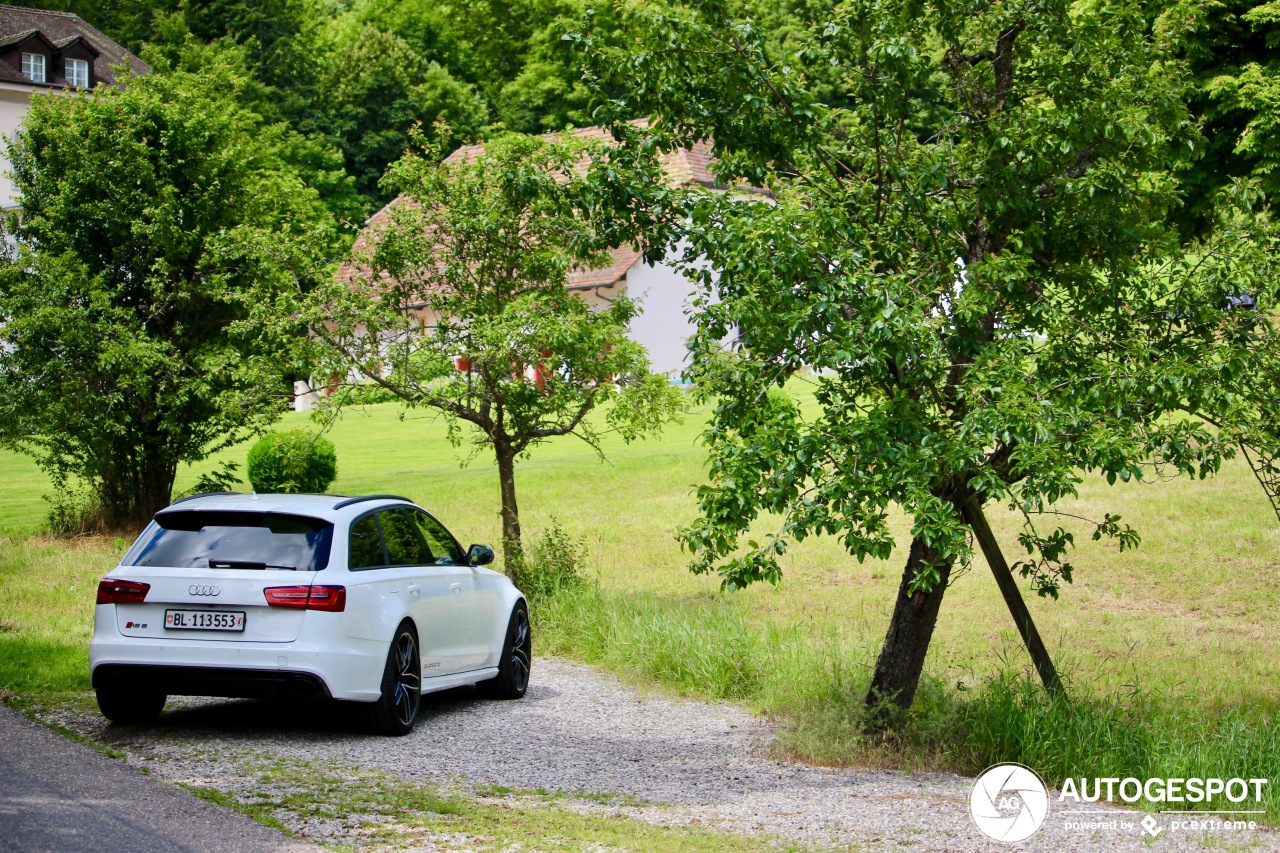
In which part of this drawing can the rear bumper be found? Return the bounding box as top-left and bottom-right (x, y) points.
(92, 663), (332, 701)
(90, 608), (387, 702)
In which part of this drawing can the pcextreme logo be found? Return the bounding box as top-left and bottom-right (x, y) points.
(969, 763), (1050, 843)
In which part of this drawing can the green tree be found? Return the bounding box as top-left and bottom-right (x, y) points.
(301, 130), (682, 567)
(1164, 0), (1280, 237)
(141, 11), (367, 228)
(0, 69), (333, 530)
(313, 26), (490, 205)
(584, 0), (1280, 720)
(184, 0), (314, 88)
(494, 2), (611, 133)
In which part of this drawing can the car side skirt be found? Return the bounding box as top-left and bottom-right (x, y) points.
(421, 667), (499, 695)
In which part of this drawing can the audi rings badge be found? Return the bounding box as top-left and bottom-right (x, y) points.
(188, 584), (221, 596)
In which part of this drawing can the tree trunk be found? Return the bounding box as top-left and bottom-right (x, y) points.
(137, 458), (177, 528)
(494, 442), (522, 574)
(98, 449), (175, 533)
(865, 536), (954, 726)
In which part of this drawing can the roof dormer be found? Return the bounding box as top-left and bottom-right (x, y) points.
(0, 29), (55, 84)
(0, 8), (147, 90)
(53, 33), (97, 89)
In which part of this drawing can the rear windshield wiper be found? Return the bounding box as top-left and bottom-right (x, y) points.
(208, 559), (299, 570)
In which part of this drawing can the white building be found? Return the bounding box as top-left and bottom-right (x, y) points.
(0, 5), (149, 211)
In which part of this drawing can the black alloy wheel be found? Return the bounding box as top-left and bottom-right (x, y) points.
(96, 683), (166, 725)
(367, 624), (421, 735)
(479, 601), (531, 700)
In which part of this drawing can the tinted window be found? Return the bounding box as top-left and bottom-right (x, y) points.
(411, 511), (465, 564)
(380, 509), (431, 566)
(125, 511), (333, 571)
(348, 514), (385, 569)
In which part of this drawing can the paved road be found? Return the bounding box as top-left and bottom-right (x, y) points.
(0, 703), (318, 853)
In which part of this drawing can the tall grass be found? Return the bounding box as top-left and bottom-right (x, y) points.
(928, 674), (1280, 818)
(533, 581), (1280, 821)
(0, 536), (122, 694)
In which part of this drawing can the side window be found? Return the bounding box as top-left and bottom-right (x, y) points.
(411, 511), (466, 565)
(380, 509), (431, 566)
(348, 514), (385, 569)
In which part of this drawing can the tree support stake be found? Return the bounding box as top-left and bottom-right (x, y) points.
(961, 497), (1065, 699)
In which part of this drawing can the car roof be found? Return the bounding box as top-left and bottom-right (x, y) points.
(158, 493), (415, 522)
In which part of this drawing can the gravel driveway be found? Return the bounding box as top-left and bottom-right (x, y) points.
(42, 659), (1278, 851)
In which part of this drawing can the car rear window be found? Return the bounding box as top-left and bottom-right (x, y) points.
(123, 511), (334, 571)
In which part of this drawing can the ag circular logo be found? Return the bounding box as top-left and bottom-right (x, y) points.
(970, 763), (1049, 843)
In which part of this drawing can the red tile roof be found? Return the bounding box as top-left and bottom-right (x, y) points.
(441, 125), (719, 190)
(568, 245), (643, 290)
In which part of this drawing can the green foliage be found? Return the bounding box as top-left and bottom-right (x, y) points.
(313, 382), (403, 412)
(586, 0), (1280, 601)
(174, 461), (245, 501)
(1163, 0), (1280, 236)
(312, 26), (490, 203)
(0, 68), (332, 529)
(46, 0), (692, 211)
(183, 0), (315, 90)
(510, 518), (588, 597)
(43, 488), (108, 538)
(295, 129), (682, 563)
(139, 16), (367, 229)
(492, 1), (607, 132)
(246, 430), (338, 494)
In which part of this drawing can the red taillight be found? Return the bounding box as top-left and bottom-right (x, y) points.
(263, 585), (346, 612)
(97, 578), (150, 605)
(262, 586), (310, 608)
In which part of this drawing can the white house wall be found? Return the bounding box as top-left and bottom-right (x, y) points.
(622, 257), (701, 380)
(0, 84), (32, 209)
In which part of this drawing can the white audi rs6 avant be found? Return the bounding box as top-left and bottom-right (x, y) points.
(90, 493), (530, 735)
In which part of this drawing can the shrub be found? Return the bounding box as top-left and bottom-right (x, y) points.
(246, 430), (338, 494)
(44, 487), (108, 537)
(510, 518), (587, 597)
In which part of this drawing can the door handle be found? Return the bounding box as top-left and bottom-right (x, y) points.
(450, 582), (462, 594)
(406, 584), (420, 597)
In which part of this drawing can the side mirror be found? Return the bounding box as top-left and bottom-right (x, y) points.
(468, 544), (495, 566)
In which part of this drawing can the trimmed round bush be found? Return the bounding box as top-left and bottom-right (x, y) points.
(246, 430), (338, 494)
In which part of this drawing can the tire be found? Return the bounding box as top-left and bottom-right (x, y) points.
(366, 623), (421, 736)
(96, 684), (165, 725)
(479, 601), (531, 700)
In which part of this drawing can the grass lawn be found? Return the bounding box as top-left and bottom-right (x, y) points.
(1, 389), (1278, 817)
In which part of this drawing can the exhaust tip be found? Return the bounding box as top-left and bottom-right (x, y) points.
(286, 677), (319, 699)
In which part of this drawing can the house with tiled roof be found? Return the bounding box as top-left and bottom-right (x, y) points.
(0, 5), (149, 209)
(315, 127), (723, 409)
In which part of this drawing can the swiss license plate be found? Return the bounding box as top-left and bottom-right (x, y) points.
(164, 609), (246, 632)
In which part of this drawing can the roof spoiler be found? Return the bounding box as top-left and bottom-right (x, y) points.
(331, 494), (413, 510)
(167, 491), (242, 506)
